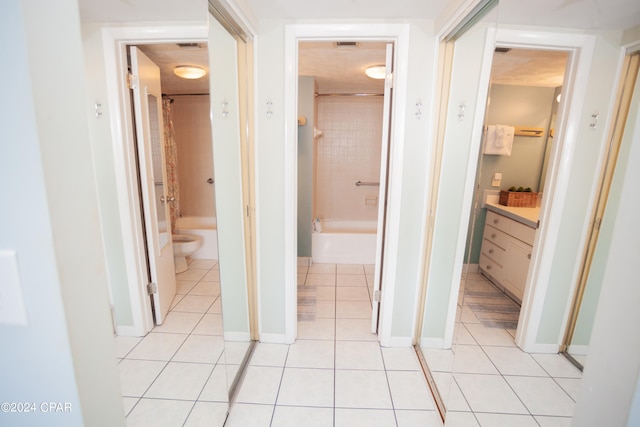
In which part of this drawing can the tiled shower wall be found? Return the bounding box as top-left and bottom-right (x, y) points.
(315, 96), (384, 221)
(172, 95), (216, 218)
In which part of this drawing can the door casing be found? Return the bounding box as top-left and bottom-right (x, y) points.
(101, 24), (209, 336)
(282, 24), (412, 346)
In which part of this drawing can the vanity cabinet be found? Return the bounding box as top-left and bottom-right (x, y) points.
(479, 210), (536, 302)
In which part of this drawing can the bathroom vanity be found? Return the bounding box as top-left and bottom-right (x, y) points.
(479, 202), (540, 303)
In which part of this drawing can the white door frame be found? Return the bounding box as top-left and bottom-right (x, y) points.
(101, 24), (208, 336)
(283, 24), (410, 346)
(500, 29), (606, 353)
(438, 27), (606, 352)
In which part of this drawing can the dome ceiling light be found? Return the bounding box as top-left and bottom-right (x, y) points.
(173, 65), (207, 79)
(365, 65), (386, 80)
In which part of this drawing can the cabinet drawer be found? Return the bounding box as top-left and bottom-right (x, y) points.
(483, 224), (508, 249)
(510, 220), (536, 245)
(486, 210), (510, 233)
(479, 254), (504, 282)
(481, 239), (506, 265)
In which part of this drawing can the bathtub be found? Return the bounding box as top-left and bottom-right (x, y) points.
(312, 220), (378, 264)
(174, 216), (218, 260)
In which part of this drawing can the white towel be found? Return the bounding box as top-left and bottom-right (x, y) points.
(483, 124), (514, 156)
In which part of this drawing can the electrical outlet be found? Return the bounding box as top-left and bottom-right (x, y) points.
(491, 172), (502, 188)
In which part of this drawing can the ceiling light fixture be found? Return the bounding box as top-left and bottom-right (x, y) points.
(174, 65), (207, 79)
(365, 65), (386, 80)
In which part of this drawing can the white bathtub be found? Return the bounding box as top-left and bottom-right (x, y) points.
(174, 216), (218, 260)
(312, 220), (378, 264)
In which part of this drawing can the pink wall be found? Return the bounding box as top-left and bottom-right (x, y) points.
(172, 95), (216, 218)
(315, 96), (383, 221)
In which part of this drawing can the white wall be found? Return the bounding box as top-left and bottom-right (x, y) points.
(0, 1), (124, 426)
(81, 24), (135, 326)
(571, 52), (640, 426)
(256, 20), (289, 336)
(255, 19), (436, 341)
(535, 32), (622, 346)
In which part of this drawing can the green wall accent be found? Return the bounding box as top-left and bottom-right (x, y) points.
(464, 85), (555, 264)
(297, 76), (314, 257)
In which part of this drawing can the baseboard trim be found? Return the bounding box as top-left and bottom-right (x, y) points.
(224, 331), (251, 342)
(259, 333), (294, 344)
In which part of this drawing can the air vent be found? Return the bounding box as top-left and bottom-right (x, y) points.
(177, 43), (204, 49)
(335, 41), (359, 48)
(494, 47), (512, 53)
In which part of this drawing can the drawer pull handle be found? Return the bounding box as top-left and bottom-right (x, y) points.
(493, 219), (499, 224)
(528, 254), (531, 259)
(491, 233), (496, 239)
(486, 265), (491, 270)
(489, 249), (494, 254)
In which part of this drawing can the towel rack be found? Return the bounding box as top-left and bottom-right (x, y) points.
(514, 126), (544, 137)
(355, 180), (380, 187)
(485, 125), (545, 137)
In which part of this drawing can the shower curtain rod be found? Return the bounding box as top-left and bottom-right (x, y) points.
(162, 93), (210, 98)
(315, 92), (384, 97)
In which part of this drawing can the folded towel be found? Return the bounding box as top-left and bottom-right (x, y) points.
(483, 124), (514, 156)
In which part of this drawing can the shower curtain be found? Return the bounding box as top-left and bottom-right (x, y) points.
(162, 98), (180, 233)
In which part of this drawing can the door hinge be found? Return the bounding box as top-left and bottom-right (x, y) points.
(374, 289), (382, 302)
(147, 282), (158, 295)
(128, 73), (138, 90)
(385, 72), (394, 89)
(246, 205), (250, 217)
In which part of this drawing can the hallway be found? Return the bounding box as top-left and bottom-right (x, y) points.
(115, 262), (584, 426)
(224, 260), (441, 426)
(423, 272), (583, 426)
(116, 260), (230, 426)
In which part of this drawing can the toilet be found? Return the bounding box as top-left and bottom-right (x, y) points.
(172, 234), (203, 273)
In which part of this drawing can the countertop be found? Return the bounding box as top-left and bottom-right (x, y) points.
(485, 202), (540, 229)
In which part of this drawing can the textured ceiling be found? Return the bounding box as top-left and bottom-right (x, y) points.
(138, 42), (568, 95)
(491, 49), (569, 87)
(137, 43), (210, 95)
(299, 42), (387, 94)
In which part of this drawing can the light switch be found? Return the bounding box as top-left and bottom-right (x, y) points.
(491, 172), (502, 188)
(0, 250), (28, 326)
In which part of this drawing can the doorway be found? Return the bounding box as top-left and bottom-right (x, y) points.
(413, 12), (607, 417)
(129, 42), (218, 328)
(296, 41), (393, 337)
(460, 47), (569, 346)
(283, 24), (411, 345)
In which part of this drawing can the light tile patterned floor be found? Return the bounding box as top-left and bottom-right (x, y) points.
(225, 260), (442, 427)
(422, 272), (583, 427)
(116, 262), (583, 426)
(116, 259), (230, 427)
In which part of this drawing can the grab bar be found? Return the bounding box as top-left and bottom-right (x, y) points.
(355, 180), (380, 187)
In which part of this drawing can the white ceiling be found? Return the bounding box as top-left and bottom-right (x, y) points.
(78, 0), (640, 32)
(78, 0), (206, 23)
(241, 0), (640, 31)
(491, 49), (569, 87)
(137, 43), (210, 95)
(241, 0), (449, 21)
(299, 42), (387, 94)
